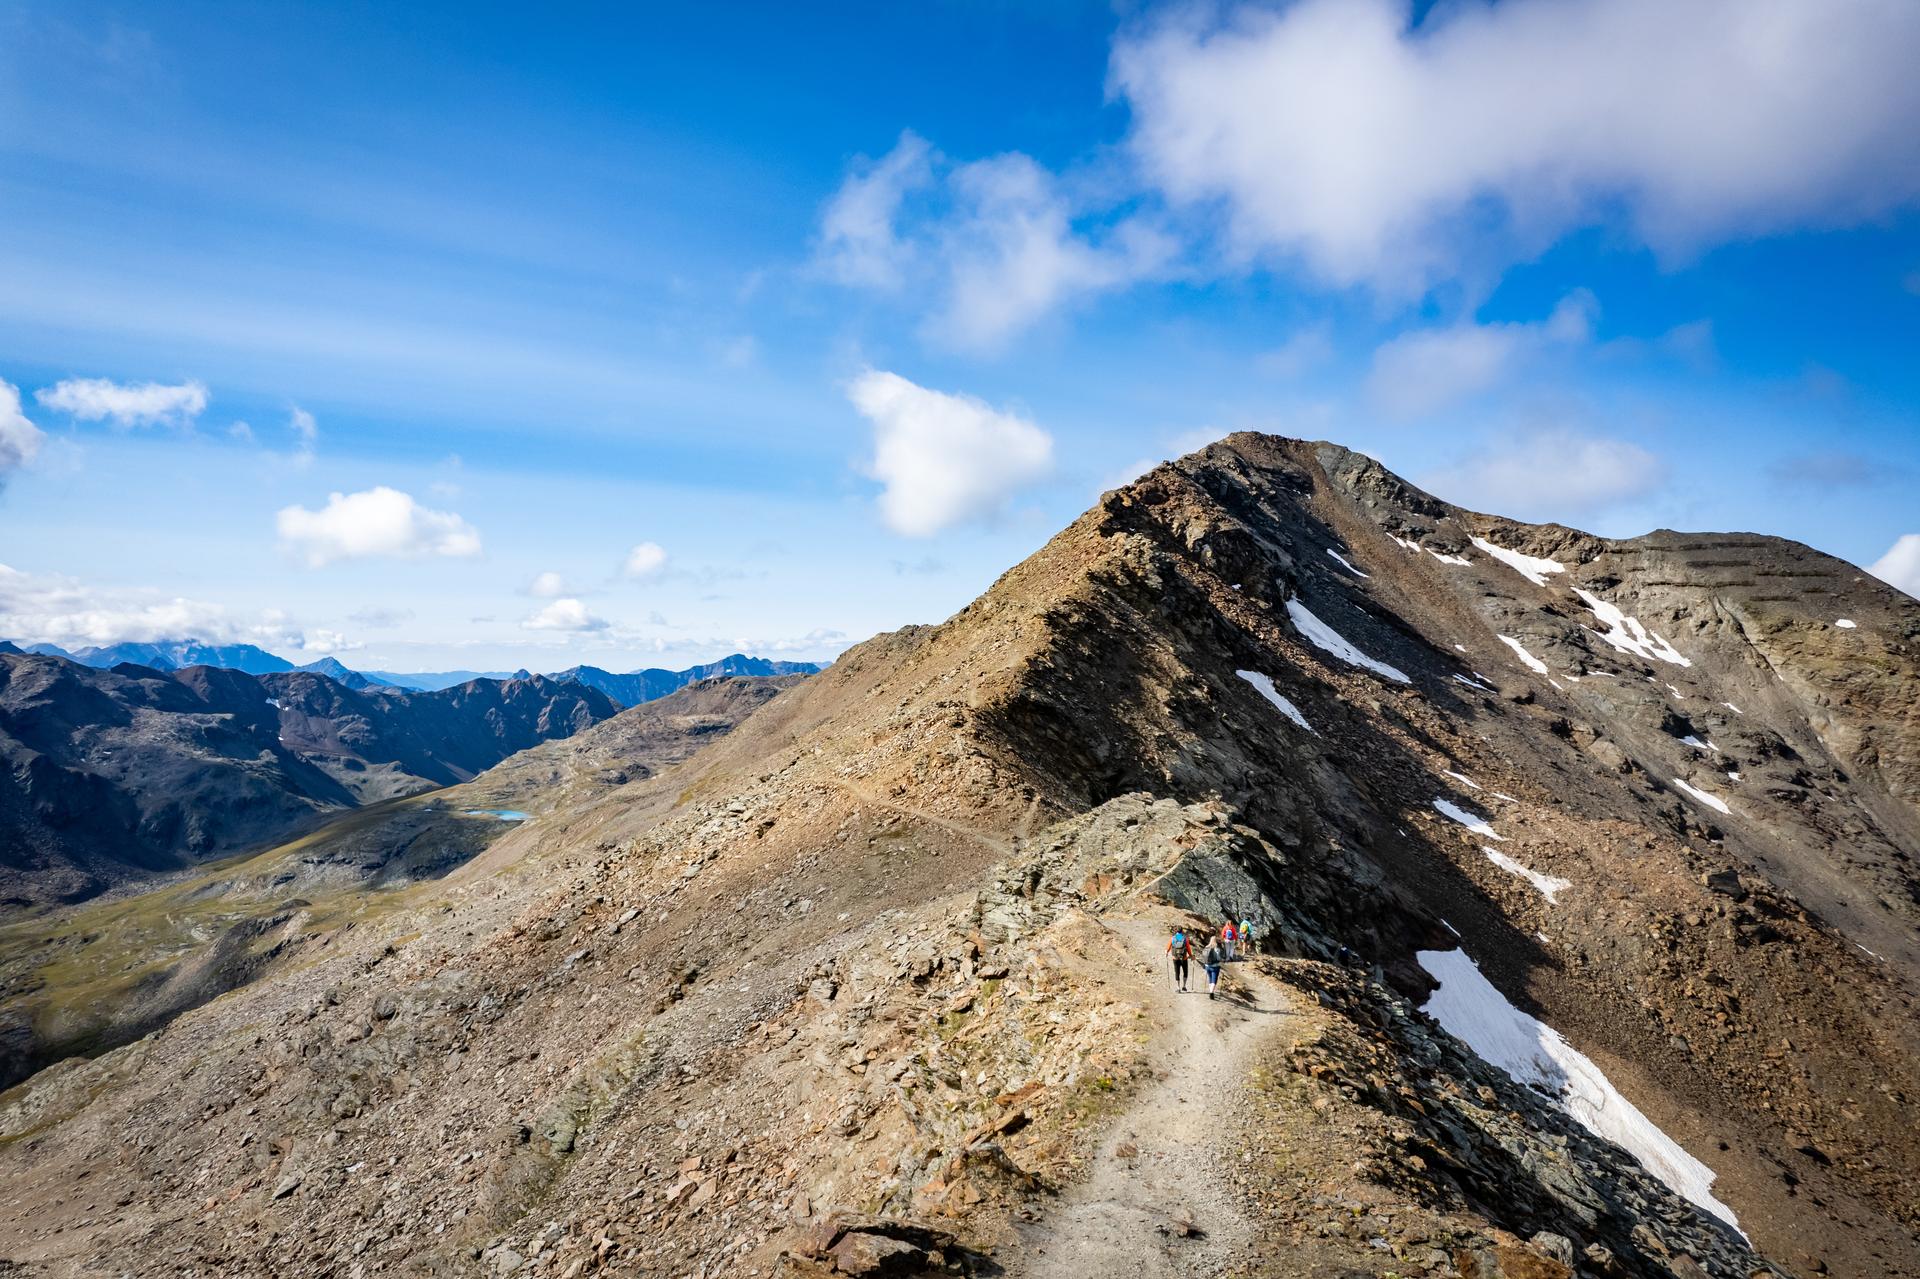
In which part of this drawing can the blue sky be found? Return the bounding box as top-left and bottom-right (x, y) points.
(2, 0), (1917, 672)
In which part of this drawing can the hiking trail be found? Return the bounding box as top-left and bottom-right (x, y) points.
(1011, 916), (1292, 1278)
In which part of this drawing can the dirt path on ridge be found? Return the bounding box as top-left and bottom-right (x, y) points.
(1010, 916), (1293, 1278)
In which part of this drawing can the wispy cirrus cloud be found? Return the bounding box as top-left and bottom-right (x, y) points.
(36, 376), (208, 427)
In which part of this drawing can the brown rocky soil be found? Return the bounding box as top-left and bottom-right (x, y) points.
(0, 434), (1915, 1279)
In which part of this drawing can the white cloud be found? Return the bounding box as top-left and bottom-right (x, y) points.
(522, 597), (608, 632)
(815, 131), (935, 289)
(815, 136), (1174, 351)
(1112, 0), (1920, 293)
(1368, 292), (1594, 417)
(1421, 428), (1664, 521)
(848, 370), (1053, 537)
(36, 377), (208, 426)
(624, 541), (669, 579)
(347, 606), (413, 629)
(931, 153), (1176, 352)
(0, 379), (47, 479)
(275, 486), (482, 568)
(528, 571), (570, 598)
(1869, 534), (1920, 599)
(289, 406), (317, 467)
(0, 562), (329, 652)
(227, 421), (255, 443)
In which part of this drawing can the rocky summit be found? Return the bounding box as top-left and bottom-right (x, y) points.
(0, 434), (1915, 1279)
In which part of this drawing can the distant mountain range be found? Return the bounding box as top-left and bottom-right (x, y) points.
(7, 639), (824, 704)
(0, 652), (622, 911)
(548, 654), (825, 704)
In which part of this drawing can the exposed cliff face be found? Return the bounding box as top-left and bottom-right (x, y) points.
(0, 436), (1913, 1279)
(0, 657), (624, 912)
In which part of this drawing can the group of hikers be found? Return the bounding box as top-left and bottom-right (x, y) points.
(1165, 913), (1256, 1000)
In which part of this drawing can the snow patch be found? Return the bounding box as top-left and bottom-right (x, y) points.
(1671, 779), (1731, 815)
(1327, 549), (1370, 578)
(1390, 535), (1422, 553)
(1418, 948), (1742, 1234)
(1722, 701), (1743, 715)
(265, 698), (281, 709)
(1573, 589), (1691, 667)
(1680, 735), (1721, 754)
(1496, 635), (1549, 675)
(1452, 674), (1496, 693)
(1236, 670), (1314, 734)
(1286, 598), (1410, 684)
(1469, 536), (1565, 587)
(1835, 618), (1856, 629)
(1428, 549), (1471, 566)
(1484, 848), (1571, 903)
(1433, 798), (1502, 840)
(1443, 770), (1481, 790)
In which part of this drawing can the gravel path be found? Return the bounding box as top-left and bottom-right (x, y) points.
(1012, 917), (1291, 1278)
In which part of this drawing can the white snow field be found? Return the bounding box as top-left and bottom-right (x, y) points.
(1428, 549), (1471, 566)
(1835, 619), (1857, 629)
(1433, 798), (1503, 840)
(1573, 588), (1691, 667)
(1469, 536), (1566, 587)
(1286, 598), (1411, 683)
(1417, 948), (1742, 1234)
(1235, 669), (1314, 733)
(1327, 548), (1370, 578)
(1671, 779), (1732, 814)
(1484, 848), (1571, 903)
(1497, 635), (1549, 675)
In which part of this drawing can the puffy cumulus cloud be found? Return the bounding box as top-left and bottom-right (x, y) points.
(1112, 0), (1920, 293)
(623, 542), (669, 579)
(36, 377), (208, 427)
(815, 130), (936, 289)
(1869, 534), (1920, 599)
(528, 571), (570, 598)
(0, 563), (332, 652)
(1367, 292), (1595, 418)
(0, 379), (47, 480)
(814, 136), (1174, 351)
(275, 486), (482, 568)
(848, 370), (1053, 537)
(1420, 428), (1665, 522)
(522, 598), (608, 632)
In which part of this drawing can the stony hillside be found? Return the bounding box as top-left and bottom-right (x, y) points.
(0, 657), (622, 912)
(0, 436), (1914, 1279)
(0, 675), (796, 1094)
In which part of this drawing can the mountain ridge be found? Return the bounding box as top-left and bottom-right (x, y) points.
(0, 434), (1913, 1278)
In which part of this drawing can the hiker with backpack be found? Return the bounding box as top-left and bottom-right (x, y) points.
(1201, 935), (1225, 999)
(1167, 927), (1194, 992)
(1221, 918), (1239, 961)
(1240, 915), (1256, 956)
